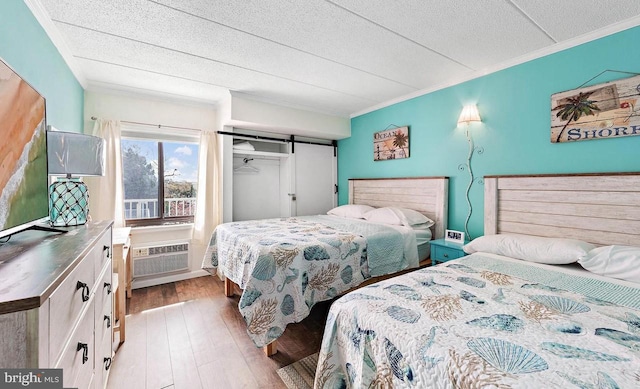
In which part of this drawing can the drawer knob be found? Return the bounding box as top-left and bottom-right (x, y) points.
(443, 253), (449, 258)
(104, 357), (112, 371)
(104, 245), (111, 258)
(76, 281), (90, 302)
(104, 282), (112, 294)
(104, 315), (111, 328)
(76, 342), (89, 364)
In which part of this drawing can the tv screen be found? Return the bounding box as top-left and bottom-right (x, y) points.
(0, 58), (48, 238)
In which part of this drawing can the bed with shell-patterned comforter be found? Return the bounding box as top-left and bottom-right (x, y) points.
(202, 215), (418, 348)
(315, 253), (640, 388)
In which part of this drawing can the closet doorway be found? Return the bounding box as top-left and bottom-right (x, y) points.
(232, 155), (285, 221)
(227, 136), (336, 221)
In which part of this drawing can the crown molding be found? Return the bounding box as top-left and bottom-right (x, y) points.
(24, 0), (87, 88)
(350, 15), (640, 118)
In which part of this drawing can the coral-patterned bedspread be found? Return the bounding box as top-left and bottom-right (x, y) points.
(202, 216), (405, 348)
(315, 254), (640, 388)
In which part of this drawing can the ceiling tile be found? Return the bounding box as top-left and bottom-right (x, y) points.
(330, 0), (556, 69)
(511, 0), (640, 41)
(134, 0), (471, 87)
(42, 0), (421, 102)
(82, 60), (230, 103)
(62, 25), (373, 116)
(37, 0), (640, 117)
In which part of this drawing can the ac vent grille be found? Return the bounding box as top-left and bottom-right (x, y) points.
(148, 243), (188, 256)
(133, 242), (189, 278)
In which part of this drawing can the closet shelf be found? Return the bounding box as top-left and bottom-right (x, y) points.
(233, 149), (289, 158)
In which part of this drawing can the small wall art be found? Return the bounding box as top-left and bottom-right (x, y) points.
(551, 73), (640, 143)
(373, 126), (409, 161)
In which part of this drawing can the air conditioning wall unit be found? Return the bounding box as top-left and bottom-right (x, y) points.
(132, 241), (189, 278)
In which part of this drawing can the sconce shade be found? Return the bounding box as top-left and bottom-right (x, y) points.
(46, 128), (106, 226)
(458, 104), (481, 125)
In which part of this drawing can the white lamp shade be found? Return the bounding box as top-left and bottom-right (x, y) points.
(458, 104), (481, 124)
(47, 128), (105, 176)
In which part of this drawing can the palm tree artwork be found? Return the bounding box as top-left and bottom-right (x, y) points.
(552, 91), (601, 142)
(393, 129), (409, 158)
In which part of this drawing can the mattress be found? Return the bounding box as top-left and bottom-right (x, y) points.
(413, 227), (432, 261)
(414, 228), (432, 246)
(315, 252), (640, 388)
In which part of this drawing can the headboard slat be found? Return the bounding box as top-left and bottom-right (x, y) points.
(496, 175), (640, 192)
(500, 200), (640, 221)
(498, 222), (639, 246)
(485, 173), (640, 246)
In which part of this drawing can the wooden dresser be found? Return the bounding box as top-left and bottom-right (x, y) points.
(0, 221), (114, 389)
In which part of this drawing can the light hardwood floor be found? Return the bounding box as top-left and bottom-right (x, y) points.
(107, 276), (329, 389)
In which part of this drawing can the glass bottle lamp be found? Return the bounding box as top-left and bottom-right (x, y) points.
(47, 128), (105, 226)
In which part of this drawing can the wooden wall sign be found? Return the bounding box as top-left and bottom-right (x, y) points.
(373, 126), (409, 161)
(551, 74), (640, 143)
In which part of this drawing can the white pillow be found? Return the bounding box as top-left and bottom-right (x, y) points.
(363, 207), (434, 227)
(327, 204), (375, 219)
(463, 234), (595, 264)
(578, 245), (640, 283)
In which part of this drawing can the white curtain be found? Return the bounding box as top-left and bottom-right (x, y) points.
(193, 130), (221, 248)
(85, 119), (125, 227)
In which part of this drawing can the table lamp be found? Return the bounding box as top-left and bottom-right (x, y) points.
(47, 128), (105, 226)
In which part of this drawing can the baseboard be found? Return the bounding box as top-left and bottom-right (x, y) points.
(132, 269), (210, 289)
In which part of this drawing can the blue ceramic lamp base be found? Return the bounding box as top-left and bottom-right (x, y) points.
(49, 177), (89, 227)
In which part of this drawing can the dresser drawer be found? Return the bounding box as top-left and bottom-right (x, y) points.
(49, 250), (95, 363)
(432, 245), (465, 263)
(95, 323), (113, 389)
(95, 265), (113, 344)
(95, 231), (112, 281)
(56, 299), (95, 388)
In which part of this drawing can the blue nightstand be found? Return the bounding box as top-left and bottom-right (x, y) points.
(430, 238), (469, 264)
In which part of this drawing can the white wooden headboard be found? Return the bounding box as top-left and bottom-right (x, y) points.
(484, 172), (640, 246)
(348, 177), (449, 239)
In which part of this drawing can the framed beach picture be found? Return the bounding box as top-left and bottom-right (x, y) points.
(373, 126), (409, 161)
(551, 74), (640, 143)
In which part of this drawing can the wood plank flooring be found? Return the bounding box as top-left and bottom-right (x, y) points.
(107, 276), (330, 389)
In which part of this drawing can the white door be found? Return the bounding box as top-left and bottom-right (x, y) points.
(293, 143), (337, 216)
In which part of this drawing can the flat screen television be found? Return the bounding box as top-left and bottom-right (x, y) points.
(0, 58), (49, 239)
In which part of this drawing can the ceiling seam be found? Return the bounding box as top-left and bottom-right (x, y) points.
(76, 56), (234, 89)
(54, 20), (378, 103)
(76, 57), (358, 116)
(86, 81), (223, 106)
(83, 60), (351, 116)
(506, 0), (557, 43)
(324, 0), (474, 71)
(147, 0), (418, 90)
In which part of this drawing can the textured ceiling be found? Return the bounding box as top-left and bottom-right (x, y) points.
(37, 0), (640, 117)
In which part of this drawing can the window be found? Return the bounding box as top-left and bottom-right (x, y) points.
(121, 137), (200, 226)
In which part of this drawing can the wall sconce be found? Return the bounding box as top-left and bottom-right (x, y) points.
(457, 104), (483, 239)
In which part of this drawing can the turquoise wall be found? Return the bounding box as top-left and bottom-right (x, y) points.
(0, 0), (84, 132)
(339, 26), (640, 239)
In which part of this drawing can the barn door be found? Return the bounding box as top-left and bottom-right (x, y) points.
(292, 143), (336, 216)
